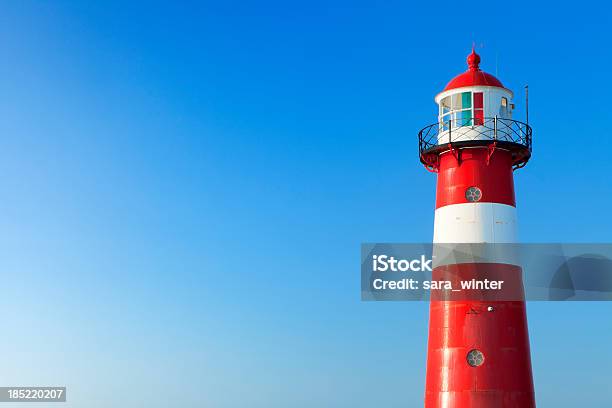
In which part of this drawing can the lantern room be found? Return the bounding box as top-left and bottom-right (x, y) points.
(417, 49), (532, 171)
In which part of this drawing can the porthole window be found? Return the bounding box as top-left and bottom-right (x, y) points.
(465, 186), (482, 202)
(467, 349), (485, 367)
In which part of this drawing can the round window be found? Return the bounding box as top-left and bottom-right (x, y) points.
(467, 349), (485, 367)
(465, 186), (482, 202)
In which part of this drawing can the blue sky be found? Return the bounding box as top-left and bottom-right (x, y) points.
(0, 1), (610, 407)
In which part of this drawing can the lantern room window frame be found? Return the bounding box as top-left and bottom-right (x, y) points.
(438, 91), (484, 130)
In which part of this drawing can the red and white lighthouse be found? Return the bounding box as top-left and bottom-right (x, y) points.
(418, 49), (535, 407)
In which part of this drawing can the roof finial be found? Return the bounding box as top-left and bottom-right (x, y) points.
(467, 47), (481, 71)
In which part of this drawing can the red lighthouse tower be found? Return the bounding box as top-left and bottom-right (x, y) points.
(418, 50), (535, 407)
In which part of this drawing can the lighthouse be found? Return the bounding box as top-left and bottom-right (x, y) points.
(418, 49), (535, 407)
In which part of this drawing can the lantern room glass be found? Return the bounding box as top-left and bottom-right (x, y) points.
(439, 91), (484, 129)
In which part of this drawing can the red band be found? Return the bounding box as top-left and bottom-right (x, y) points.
(425, 264), (535, 407)
(436, 147), (516, 208)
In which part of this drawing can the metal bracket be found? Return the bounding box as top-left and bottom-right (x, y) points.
(420, 153), (439, 173)
(448, 142), (461, 166)
(486, 141), (497, 165)
(513, 161), (527, 171)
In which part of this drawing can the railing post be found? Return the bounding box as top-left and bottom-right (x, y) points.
(494, 116), (497, 141)
(448, 120), (452, 144)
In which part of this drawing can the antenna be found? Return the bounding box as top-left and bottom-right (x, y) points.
(525, 85), (529, 125)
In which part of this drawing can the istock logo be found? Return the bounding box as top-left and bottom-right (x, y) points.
(372, 255), (433, 272)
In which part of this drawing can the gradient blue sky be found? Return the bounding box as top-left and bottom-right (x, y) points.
(0, 1), (610, 407)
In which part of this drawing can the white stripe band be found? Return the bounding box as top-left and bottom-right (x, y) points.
(433, 202), (517, 244)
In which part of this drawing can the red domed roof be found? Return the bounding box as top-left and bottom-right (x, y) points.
(443, 49), (504, 91)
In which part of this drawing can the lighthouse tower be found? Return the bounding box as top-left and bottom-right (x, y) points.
(418, 49), (535, 407)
